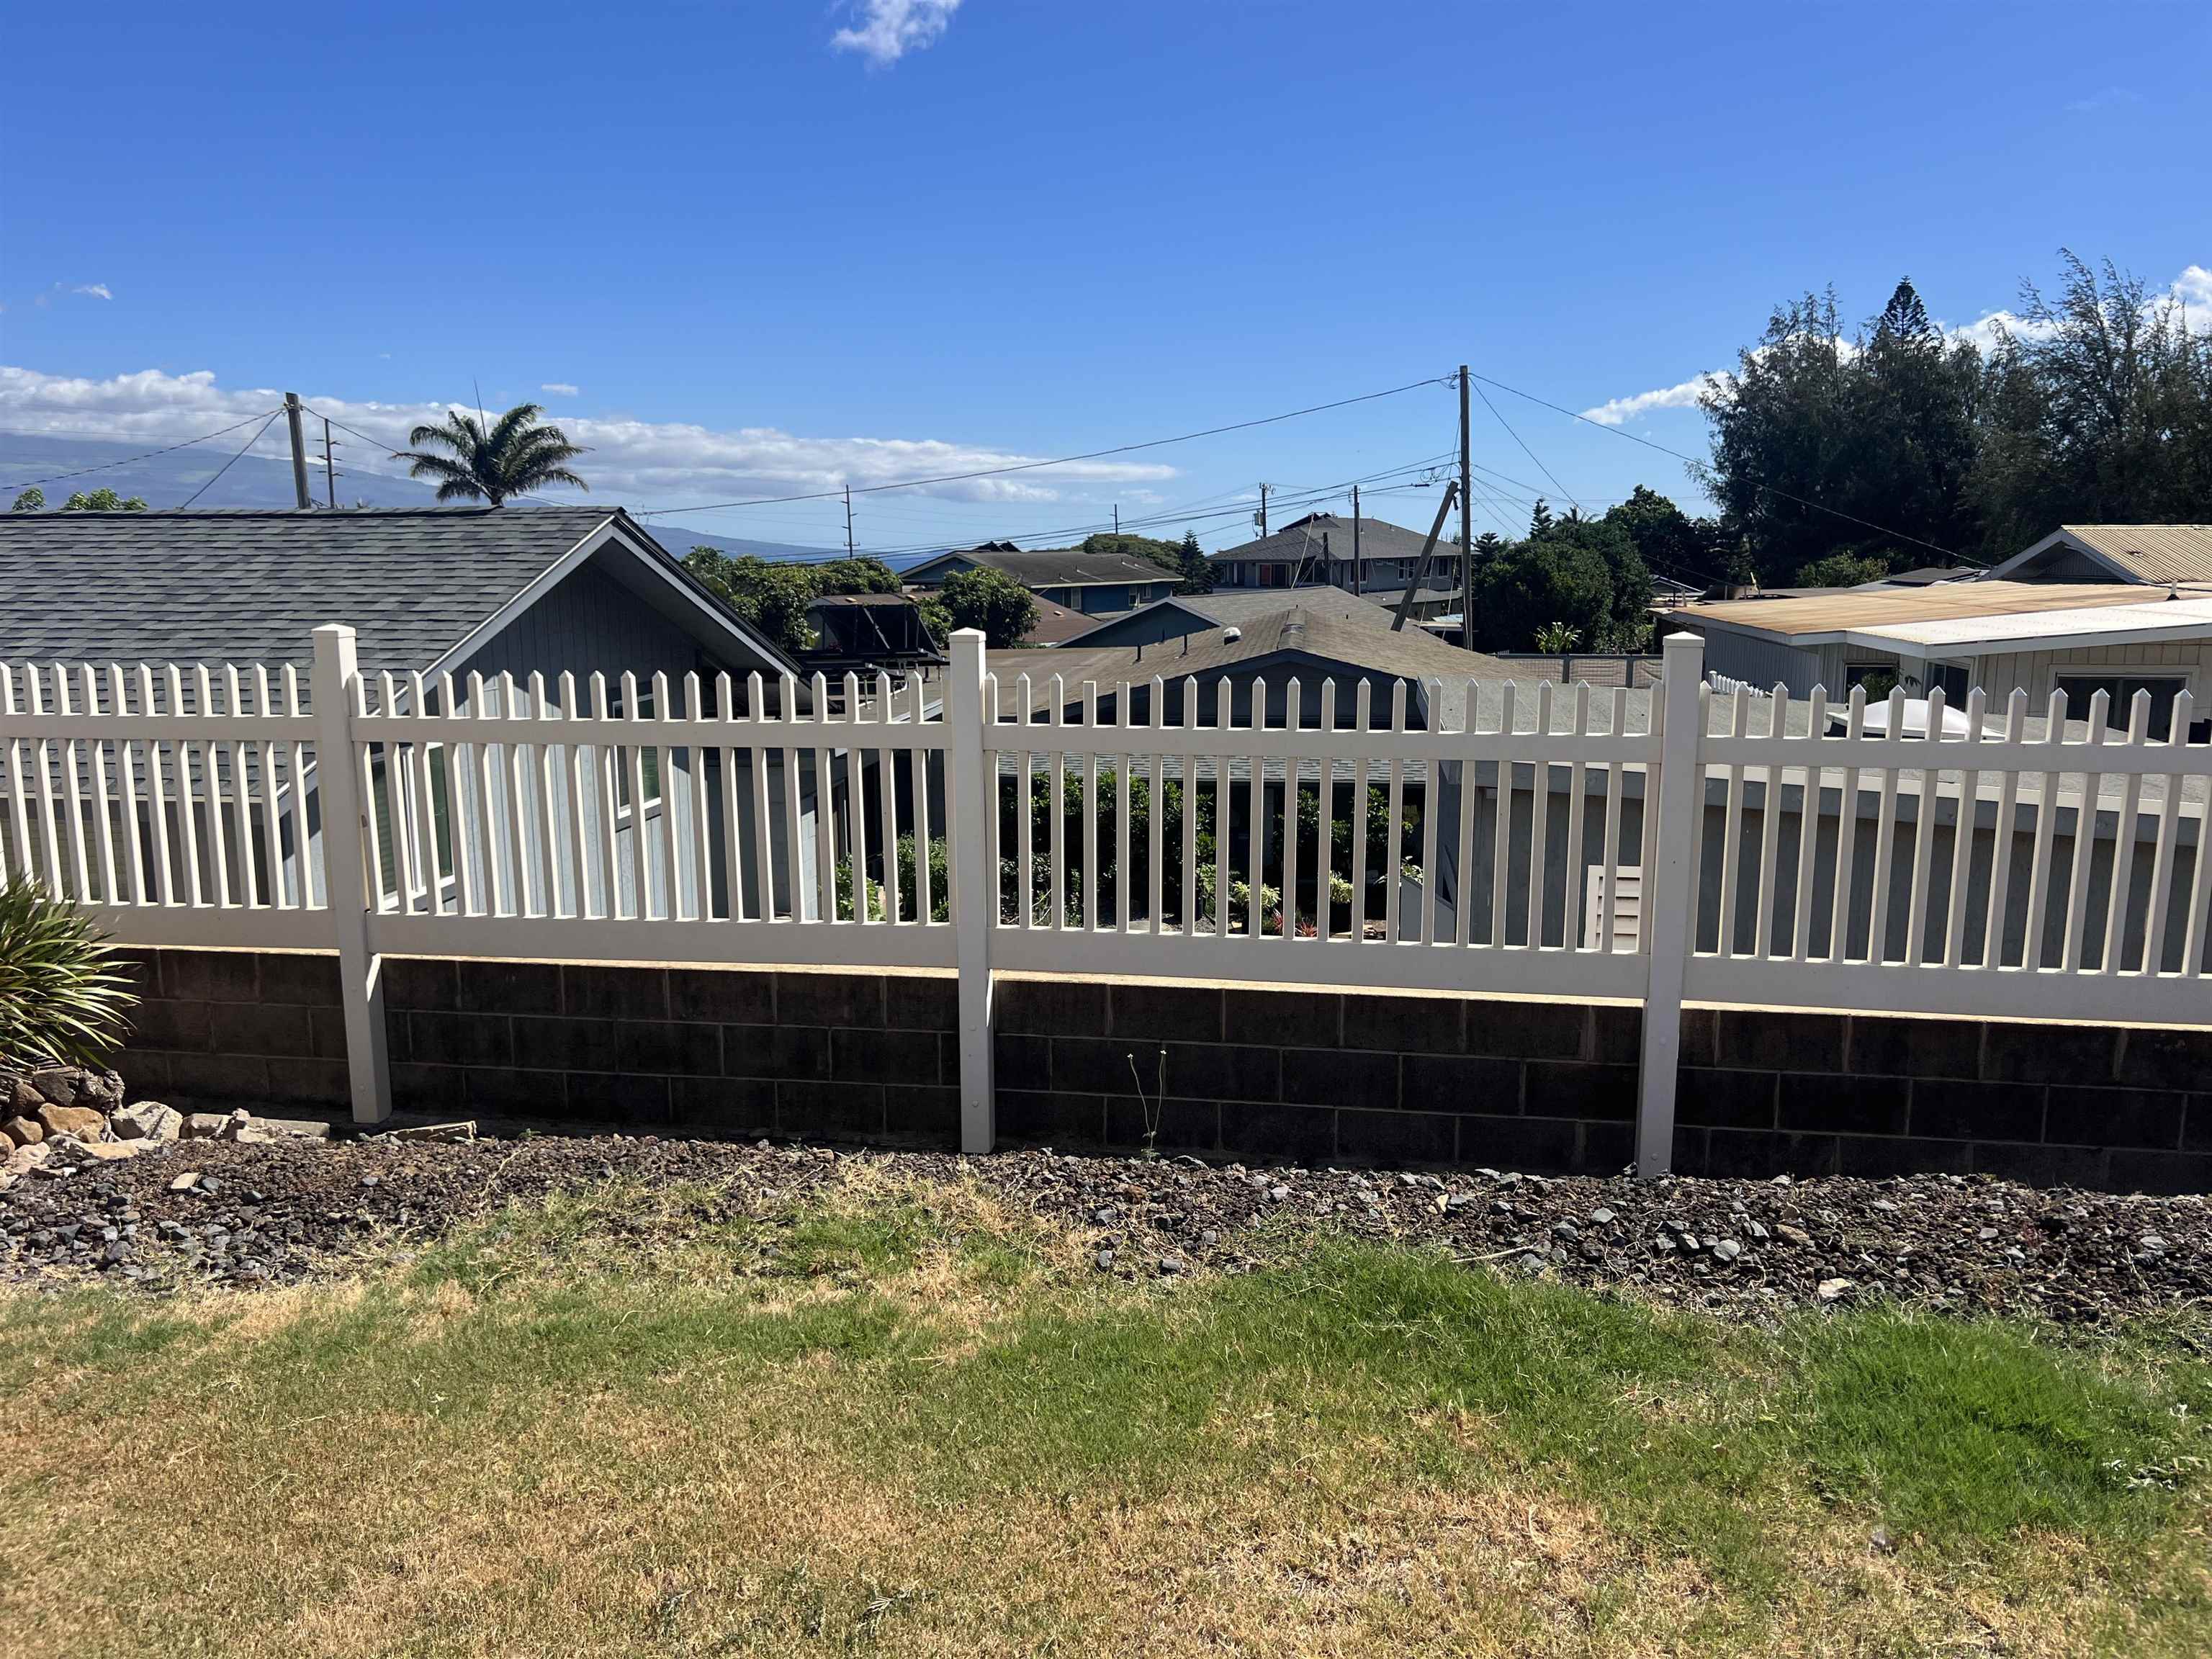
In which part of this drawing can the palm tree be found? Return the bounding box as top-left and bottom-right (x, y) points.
(393, 403), (588, 505)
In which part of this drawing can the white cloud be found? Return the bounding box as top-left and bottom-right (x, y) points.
(831, 0), (960, 66)
(68, 283), (113, 300)
(1579, 372), (1721, 427)
(0, 364), (1175, 508)
(540, 382), (580, 397)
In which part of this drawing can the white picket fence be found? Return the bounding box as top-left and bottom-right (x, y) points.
(4, 627), (2209, 1168)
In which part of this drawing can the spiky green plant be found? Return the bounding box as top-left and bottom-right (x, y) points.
(0, 881), (135, 1068)
(392, 403), (588, 505)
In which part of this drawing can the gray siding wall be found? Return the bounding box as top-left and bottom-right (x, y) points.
(1693, 626), (1822, 695)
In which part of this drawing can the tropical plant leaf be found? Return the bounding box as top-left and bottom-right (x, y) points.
(0, 880), (136, 1069)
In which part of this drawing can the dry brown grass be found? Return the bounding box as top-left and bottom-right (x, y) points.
(4, 1167), (2206, 1658)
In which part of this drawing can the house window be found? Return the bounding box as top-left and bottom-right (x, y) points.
(2056, 674), (2189, 739)
(609, 683), (662, 807)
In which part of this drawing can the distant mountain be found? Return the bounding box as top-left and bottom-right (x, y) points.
(0, 433), (899, 565)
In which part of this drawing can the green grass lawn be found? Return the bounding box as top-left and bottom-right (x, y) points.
(4, 1166), (2208, 1657)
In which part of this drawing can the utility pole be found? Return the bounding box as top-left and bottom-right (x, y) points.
(284, 392), (311, 511)
(323, 418), (338, 509)
(1457, 367), (1474, 648)
(1352, 483), (1362, 597)
(1255, 482), (1271, 539)
(1112, 503), (1120, 535)
(844, 485), (855, 557)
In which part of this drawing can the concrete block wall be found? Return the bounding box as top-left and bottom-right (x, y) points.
(1671, 1007), (2212, 1195)
(112, 948), (352, 1113)
(379, 958), (961, 1142)
(993, 976), (1642, 1174)
(101, 949), (2212, 1192)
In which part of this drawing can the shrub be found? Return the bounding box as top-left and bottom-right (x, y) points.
(0, 881), (135, 1067)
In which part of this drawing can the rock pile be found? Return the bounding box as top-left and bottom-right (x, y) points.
(1, 1062), (326, 1192)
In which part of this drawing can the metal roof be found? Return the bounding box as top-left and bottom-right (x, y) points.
(0, 505), (797, 678)
(1995, 525), (2212, 586)
(1856, 592), (2212, 652)
(1668, 581), (2167, 643)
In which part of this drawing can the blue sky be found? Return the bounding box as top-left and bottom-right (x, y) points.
(3, 0), (2205, 557)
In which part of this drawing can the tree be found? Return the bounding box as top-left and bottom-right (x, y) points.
(809, 557), (900, 596)
(1699, 282), (1980, 581)
(1467, 536), (1614, 653)
(1174, 530), (1211, 593)
(682, 551), (822, 653)
(1794, 550), (1892, 588)
(933, 565), (1037, 648)
(10, 487), (43, 512)
(1602, 485), (1719, 590)
(393, 403), (587, 505)
(58, 487), (146, 511)
(1970, 252), (2212, 551)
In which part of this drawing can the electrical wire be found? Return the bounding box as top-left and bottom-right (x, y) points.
(176, 412), (284, 508)
(624, 375), (1453, 516)
(1469, 377), (1581, 512)
(1463, 367), (1974, 564)
(2, 408), (285, 495)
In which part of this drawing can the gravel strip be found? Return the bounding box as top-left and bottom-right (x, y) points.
(3, 1132), (2208, 1323)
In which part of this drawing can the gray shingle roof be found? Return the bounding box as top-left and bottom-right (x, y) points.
(1208, 513), (1454, 570)
(0, 505), (626, 674)
(907, 544), (1171, 589)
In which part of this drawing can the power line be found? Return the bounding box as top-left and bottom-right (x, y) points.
(1462, 367), (1973, 564)
(624, 374), (1453, 517)
(1470, 378), (1581, 512)
(176, 412), (284, 508)
(2, 408), (284, 494)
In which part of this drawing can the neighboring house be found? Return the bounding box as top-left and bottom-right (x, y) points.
(1988, 524), (2212, 586)
(1666, 580), (2212, 737)
(1206, 514), (1463, 626)
(1058, 586), (1402, 651)
(974, 606), (1528, 929)
(801, 593), (944, 683)
(901, 541), (1178, 617)
(0, 506), (814, 921)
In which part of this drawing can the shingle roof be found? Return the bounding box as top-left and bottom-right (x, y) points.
(1208, 513), (1453, 570)
(1058, 586), (1402, 646)
(0, 505), (641, 673)
(992, 603), (1520, 724)
(907, 544), (1172, 589)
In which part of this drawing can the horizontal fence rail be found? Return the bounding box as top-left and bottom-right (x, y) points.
(4, 626), (2208, 1159)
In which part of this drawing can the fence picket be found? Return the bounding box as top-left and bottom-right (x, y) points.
(1560, 683), (1588, 953)
(1981, 691), (2026, 967)
(2100, 691), (2151, 975)
(2140, 690), (2190, 976)
(2060, 691), (2110, 973)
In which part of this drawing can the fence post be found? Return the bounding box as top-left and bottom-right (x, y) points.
(1635, 630), (1704, 1177)
(311, 625), (392, 1125)
(945, 629), (995, 1154)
